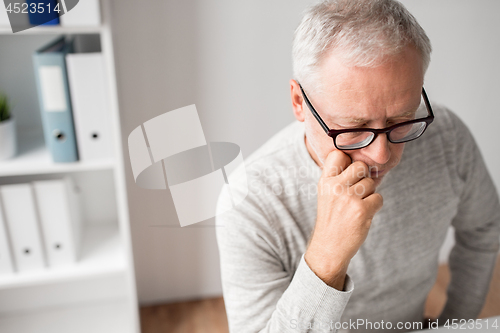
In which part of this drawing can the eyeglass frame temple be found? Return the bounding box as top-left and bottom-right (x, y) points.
(298, 82), (330, 134)
(421, 87), (434, 120)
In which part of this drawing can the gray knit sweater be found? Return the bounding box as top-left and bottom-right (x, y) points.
(215, 105), (500, 333)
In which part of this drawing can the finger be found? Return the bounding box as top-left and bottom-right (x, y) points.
(363, 192), (384, 217)
(341, 161), (369, 186)
(350, 177), (376, 199)
(321, 150), (352, 178)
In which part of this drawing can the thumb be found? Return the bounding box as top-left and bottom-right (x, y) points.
(321, 150), (352, 178)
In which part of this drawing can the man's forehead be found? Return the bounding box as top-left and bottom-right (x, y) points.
(318, 70), (422, 101)
(318, 46), (424, 91)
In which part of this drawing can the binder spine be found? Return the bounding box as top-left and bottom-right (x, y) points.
(33, 38), (79, 163)
(66, 53), (113, 161)
(0, 195), (15, 274)
(0, 184), (47, 272)
(32, 178), (81, 267)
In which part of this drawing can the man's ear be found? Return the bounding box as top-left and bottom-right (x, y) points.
(290, 79), (305, 122)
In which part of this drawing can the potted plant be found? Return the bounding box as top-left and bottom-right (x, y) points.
(0, 92), (16, 160)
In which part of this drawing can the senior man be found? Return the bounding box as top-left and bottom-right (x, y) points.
(215, 0), (500, 332)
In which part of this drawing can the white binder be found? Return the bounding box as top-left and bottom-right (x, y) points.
(60, 0), (101, 27)
(0, 184), (46, 272)
(0, 198), (14, 274)
(66, 52), (113, 161)
(33, 178), (82, 267)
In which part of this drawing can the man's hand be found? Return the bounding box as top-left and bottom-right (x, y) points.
(304, 150), (384, 290)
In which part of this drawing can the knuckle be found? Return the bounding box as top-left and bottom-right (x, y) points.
(366, 177), (375, 185)
(351, 199), (366, 217)
(352, 161), (369, 176)
(330, 149), (344, 160)
(354, 160), (368, 170)
(339, 192), (351, 203)
(364, 177), (375, 188)
(353, 183), (367, 196)
(324, 154), (335, 168)
(373, 193), (384, 209)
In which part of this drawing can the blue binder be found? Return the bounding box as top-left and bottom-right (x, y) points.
(33, 36), (79, 163)
(27, 0), (60, 26)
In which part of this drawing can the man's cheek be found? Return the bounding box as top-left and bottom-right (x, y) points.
(390, 143), (406, 167)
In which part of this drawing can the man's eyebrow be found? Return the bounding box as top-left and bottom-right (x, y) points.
(332, 110), (417, 124)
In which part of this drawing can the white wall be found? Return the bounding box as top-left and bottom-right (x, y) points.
(401, 0), (500, 194)
(111, 0), (500, 304)
(110, 0), (315, 304)
(401, 0), (500, 262)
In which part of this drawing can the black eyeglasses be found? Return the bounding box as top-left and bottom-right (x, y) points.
(298, 82), (435, 150)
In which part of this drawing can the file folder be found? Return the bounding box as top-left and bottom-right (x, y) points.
(0, 197), (15, 274)
(33, 178), (82, 267)
(0, 184), (46, 272)
(33, 36), (79, 163)
(66, 52), (113, 161)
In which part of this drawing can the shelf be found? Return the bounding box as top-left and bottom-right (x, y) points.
(0, 299), (135, 333)
(0, 132), (116, 177)
(0, 25), (103, 35)
(0, 224), (126, 289)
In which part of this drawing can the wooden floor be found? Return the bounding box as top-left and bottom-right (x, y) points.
(140, 257), (500, 333)
(424, 256), (500, 320)
(140, 297), (228, 333)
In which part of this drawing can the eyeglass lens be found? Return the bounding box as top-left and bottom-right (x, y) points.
(335, 121), (428, 150)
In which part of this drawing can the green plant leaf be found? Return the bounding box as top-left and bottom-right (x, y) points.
(0, 92), (11, 122)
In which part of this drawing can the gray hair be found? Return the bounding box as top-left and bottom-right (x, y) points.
(292, 0), (432, 92)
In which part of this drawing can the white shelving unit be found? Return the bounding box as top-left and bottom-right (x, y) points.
(0, 25), (104, 35)
(0, 1), (139, 333)
(0, 130), (115, 176)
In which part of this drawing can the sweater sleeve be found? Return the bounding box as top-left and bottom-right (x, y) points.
(438, 111), (500, 321)
(215, 185), (353, 333)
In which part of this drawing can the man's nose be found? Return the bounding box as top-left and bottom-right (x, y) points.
(362, 133), (391, 165)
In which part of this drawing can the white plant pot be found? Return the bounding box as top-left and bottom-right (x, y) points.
(0, 117), (16, 160)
